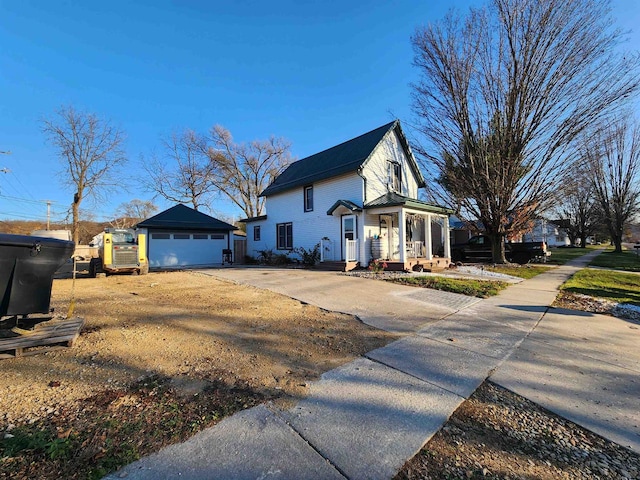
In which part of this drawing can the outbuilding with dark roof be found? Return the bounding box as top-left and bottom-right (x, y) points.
(137, 204), (236, 268)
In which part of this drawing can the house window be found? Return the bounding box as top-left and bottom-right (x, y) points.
(254, 226), (261, 241)
(388, 161), (401, 192)
(276, 222), (293, 250)
(304, 185), (313, 212)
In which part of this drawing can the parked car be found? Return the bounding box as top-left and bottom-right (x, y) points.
(451, 235), (549, 264)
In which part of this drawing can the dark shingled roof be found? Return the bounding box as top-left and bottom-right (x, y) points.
(261, 120), (424, 197)
(326, 199), (363, 215)
(365, 192), (454, 215)
(137, 204), (236, 231)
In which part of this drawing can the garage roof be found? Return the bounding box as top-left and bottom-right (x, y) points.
(137, 204), (236, 231)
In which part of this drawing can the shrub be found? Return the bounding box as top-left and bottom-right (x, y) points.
(368, 259), (388, 273)
(294, 243), (321, 267)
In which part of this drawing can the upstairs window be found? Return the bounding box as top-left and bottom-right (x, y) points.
(388, 161), (401, 192)
(304, 185), (313, 212)
(254, 225), (261, 241)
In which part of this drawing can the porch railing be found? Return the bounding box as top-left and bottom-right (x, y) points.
(345, 239), (358, 261)
(406, 241), (425, 258)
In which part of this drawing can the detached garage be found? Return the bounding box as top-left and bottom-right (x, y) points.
(137, 204), (236, 268)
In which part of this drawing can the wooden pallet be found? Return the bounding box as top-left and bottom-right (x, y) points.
(0, 317), (85, 359)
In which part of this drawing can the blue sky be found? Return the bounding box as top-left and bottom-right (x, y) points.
(1, 0), (639, 225)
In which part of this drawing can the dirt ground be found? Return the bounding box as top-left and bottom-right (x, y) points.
(2, 270), (398, 420)
(0, 270), (397, 478)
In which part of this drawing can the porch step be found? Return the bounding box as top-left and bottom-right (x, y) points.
(316, 261), (360, 272)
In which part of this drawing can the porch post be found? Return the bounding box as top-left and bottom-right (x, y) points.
(443, 215), (451, 259)
(399, 209), (406, 262)
(425, 214), (433, 260)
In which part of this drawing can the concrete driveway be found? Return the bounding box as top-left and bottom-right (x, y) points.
(204, 267), (481, 333)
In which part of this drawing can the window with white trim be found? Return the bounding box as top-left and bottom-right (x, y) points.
(387, 161), (401, 192)
(276, 222), (293, 250)
(304, 185), (313, 212)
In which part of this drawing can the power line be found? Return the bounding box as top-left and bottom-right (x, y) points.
(0, 194), (61, 206)
(0, 211), (51, 221)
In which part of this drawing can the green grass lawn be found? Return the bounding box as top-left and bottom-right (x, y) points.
(546, 245), (603, 265)
(485, 264), (553, 279)
(386, 276), (509, 298)
(589, 249), (640, 272)
(560, 268), (640, 306)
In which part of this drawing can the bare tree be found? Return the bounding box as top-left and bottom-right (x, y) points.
(206, 125), (293, 218)
(586, 120), (640, 252)
(555, 167), (599, 248)
(112, 199), (158, 228)
(144, 130), (214, 211)
(42, 106), (127, 245)
(411, 0), (639, 262)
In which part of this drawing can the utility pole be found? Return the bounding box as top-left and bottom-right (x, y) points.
(47, 201), (51, 230)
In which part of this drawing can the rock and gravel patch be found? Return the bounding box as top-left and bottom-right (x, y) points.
(554, 291), (640, 324)
(396, 381), (640, 480)
(343, 265), (523, 283)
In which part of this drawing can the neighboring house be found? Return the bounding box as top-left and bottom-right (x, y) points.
(521, 218), (571, 247)
(137, 204), (236, 268)
(241, 120), (453, 271)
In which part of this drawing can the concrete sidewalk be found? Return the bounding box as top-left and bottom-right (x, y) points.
(105, 250), (640, 479)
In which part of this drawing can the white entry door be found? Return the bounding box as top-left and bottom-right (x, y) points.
(342, 215), (357, 261)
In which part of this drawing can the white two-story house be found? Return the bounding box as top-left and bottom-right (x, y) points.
(241, 120), (453, 271)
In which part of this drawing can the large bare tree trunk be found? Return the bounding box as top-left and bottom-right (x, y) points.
(72, 193), (81, 245)
(490, 234), (508, 264)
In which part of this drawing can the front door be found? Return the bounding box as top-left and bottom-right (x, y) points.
(342, 214), (357, 261)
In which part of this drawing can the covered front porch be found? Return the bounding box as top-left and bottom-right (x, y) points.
(364, 193), (453, 272)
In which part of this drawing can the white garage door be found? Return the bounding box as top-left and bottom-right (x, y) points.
(148, 232), (228, 267)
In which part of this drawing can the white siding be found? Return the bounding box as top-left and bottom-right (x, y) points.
(362, 129), (420, 201)
(145, 230), (230, 267)
(246, 172), (364, 260)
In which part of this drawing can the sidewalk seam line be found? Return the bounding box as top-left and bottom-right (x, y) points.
(267, 406), (350, 480)
(363, 353), (467, 400)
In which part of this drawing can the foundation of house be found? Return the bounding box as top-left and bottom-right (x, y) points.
(383, 257), (451, 273)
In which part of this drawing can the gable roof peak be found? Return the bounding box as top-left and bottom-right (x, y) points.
(261, 120), (401, 197)
(137, 203), (236, 231)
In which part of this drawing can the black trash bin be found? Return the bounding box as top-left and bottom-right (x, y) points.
(0, 234), (75, 317)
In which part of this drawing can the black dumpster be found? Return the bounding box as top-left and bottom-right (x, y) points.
(0, 234), (75, 317)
